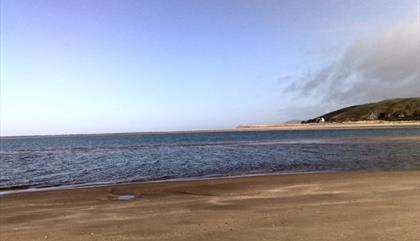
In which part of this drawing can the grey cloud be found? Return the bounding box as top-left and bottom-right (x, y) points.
(287, 21), (420, 107)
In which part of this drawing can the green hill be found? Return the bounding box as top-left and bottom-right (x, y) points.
(303, 98), (420, 123)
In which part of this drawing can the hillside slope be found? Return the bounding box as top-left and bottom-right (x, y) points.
(303, 98), (420, 123)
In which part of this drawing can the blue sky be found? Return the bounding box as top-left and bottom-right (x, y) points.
(1, 0), (418, 135)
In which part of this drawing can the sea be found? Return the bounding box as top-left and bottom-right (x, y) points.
(1, 127), (419, 192)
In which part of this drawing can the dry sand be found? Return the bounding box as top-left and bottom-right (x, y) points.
(1, 171), (419, 241)
(236, 120), (420, 131)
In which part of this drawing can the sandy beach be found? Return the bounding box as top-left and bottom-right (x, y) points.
(236, 121), (420, 131)
(1, 171), (419, 241)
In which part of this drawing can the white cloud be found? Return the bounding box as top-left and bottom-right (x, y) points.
(287, 20), (420, 108)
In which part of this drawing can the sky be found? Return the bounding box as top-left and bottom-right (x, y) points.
(1, 0), (419, 136)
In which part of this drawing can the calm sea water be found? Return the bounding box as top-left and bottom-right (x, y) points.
(1, 128), (419, 191)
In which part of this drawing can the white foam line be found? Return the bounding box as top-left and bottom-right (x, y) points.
(0, 170), (336, 196)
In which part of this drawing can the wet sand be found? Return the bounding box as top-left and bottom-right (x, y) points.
(1, 171), (419, 241)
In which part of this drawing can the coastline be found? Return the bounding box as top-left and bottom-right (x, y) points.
(0, 170), (335, 196)
(236, 120), (420, 131)
(2, 121), (419, 138)
(1, 170), (419, 241)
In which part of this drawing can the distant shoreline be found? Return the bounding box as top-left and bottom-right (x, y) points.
(236, 120), (420, 131)
(1, 121), (419, 138)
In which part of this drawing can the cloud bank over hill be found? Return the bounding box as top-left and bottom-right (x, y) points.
(287, 20), (420, 107)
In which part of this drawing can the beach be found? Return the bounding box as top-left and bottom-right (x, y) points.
(236, 121), (420, 131)
(1, 170), (419, 241)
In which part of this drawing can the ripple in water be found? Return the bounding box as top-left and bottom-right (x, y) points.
(0, 128), (419, 191)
